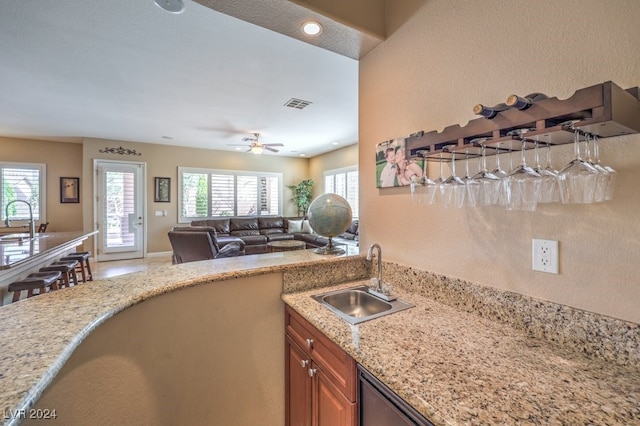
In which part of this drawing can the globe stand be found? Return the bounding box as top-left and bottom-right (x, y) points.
(314, 236), (345, 255)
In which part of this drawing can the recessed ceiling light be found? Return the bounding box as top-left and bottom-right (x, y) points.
(152, 0), (185, 14)
(299, 153), (307, 157)
(331, 142), (339, 146)
(302, 21), (322, 36)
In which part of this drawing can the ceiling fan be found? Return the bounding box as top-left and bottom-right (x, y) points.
(228, 133), (284, 154)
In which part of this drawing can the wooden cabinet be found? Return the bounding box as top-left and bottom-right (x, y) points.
(285, 305), (357, 426)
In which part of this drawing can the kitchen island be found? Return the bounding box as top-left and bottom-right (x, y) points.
(0, 231), (98, 306)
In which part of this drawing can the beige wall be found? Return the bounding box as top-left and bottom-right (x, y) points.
(0, 137), (83, 232)
(81, 138), (311, 254)
(27, 273), (284, 425)
(309, 143), (359, 193)
(360, 0), (640, 323)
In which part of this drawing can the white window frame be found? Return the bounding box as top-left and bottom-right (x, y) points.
(178, 167), (283, 223)
(0, 162), (47, 223)
(323, 165), (358, 219)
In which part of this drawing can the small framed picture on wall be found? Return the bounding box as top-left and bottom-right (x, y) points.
(154, 177), (171, 202)
(60, 177), (80, 203)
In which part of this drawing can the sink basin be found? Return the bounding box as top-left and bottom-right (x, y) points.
(312, 285), (414, 324)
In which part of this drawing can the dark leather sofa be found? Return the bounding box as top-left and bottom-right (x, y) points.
(168, 228), (245, 264)
(190, 216), (359, 255)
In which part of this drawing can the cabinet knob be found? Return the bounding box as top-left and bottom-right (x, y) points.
(300, 359), (309, 368)
(308, 368), (317, 377)
(306, 338), (314, 349)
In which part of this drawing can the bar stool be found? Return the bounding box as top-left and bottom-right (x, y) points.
(8, 271), (62, 303)
(40, 260), (79, 288)
(59, 251), (93, 283)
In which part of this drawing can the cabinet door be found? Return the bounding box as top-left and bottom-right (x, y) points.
(314, 367), (356, 426)
(286, 336), (312, 426)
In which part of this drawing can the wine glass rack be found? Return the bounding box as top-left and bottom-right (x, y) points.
(405, 81), (640, 160)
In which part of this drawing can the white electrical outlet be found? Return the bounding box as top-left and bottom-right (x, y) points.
(532, 239), (559, 274)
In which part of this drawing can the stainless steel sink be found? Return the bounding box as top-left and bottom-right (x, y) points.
(312, 285), (414, 324)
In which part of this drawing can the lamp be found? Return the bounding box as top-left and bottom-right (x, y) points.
(251, 145), (264, 155)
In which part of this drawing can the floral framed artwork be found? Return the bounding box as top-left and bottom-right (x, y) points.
(60, 177), (80, 203)
(154, 177), (171, 202)
(375, 137), (424, 188)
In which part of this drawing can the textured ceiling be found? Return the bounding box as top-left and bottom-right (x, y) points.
(0, 0), (368, 157)
(194, 0), (384, 60)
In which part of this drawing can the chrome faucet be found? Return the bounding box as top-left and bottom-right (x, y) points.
(366, 243), (383, 293)
(4, 200), (35, 238)
(366, 243), (395, 301)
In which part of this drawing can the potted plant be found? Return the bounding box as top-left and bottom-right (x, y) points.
(287, 179), (314, 216)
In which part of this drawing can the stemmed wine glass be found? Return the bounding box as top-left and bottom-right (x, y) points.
(532, 139), (559, 203)
(469, 138), (501, 206)
(557, 125), (599, 204)
(411, 150), (438, 205)
(590, 134), (616, 201)
(462, 147), (479, 207)
(505, 128), (542, 211)
(441, 149), (466, 208)
(490, 141), (509, 206)
(586, 134), (616, 202)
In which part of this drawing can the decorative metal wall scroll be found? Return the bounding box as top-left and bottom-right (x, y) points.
(99, 146), (142, 156)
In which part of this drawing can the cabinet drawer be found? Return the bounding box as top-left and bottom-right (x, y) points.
(286, 306), (356, 401)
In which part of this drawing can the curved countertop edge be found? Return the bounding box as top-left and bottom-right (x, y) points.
(0, 249), (364, 426)
(282, 282), (640, 426)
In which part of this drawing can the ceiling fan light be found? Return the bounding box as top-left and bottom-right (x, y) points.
(251, 145), (264, 154)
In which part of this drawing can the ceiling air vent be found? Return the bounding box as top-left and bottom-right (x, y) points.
(284, 98), (312, 110)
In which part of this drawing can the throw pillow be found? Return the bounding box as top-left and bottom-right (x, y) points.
(302, 219), (315, 234)
(288, 219), (303, 233)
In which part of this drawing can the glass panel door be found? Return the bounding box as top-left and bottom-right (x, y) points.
(95, 160), (145, 261)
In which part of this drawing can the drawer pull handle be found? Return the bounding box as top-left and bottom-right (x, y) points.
(308, 368), (317, 377)
(300, 359), (309, 368)
(306, 338), (314, 349)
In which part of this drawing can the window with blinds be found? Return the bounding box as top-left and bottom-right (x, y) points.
(324, 166), (359, 218)
(1, 162), (46, 222)
(178, 167), (282, 222)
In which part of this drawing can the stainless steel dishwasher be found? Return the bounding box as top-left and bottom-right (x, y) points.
(358, 365), (433, 426)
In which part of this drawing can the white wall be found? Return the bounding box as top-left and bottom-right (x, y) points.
(360, 0), (640, 323)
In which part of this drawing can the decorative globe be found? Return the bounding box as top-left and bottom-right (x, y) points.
(307, 193), (352, 255)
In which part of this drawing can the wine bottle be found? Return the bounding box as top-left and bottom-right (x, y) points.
(505, 92), (548, 110)
(472, 103), (509, 119)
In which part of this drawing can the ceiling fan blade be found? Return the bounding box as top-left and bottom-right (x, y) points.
(227, 143), (250, 147)
(264, 143), (284, 147)
(242, 137), (257, 142)
(264, 146), (279, 152)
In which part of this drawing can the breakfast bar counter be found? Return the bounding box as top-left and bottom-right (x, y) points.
(0, 231), (98, 305)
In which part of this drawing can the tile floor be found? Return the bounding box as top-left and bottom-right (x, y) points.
(92, 256), (173, 280)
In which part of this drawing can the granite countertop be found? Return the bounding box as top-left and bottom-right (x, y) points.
(0, 248), (363, 426)
(282, 282), (640, 425)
